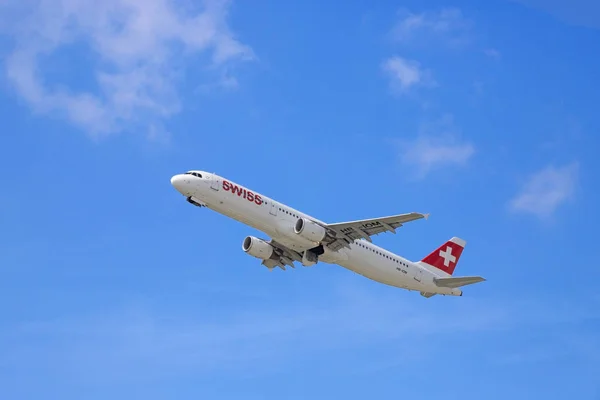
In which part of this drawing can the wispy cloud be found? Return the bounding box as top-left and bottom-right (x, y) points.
(381, 56), (434, 93)
(0, 0), (254, 138)
(509, 162), (579, 219)
(381, 8), (487, 100)
(391, 7), (472, 48)
(2, 282), (597, 387)
(0, 287), (500, 384)
(484, 48), (501, 59)
(396, 115), (475, 178)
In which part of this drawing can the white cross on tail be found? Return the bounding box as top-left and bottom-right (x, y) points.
(439, 246), (456, 267)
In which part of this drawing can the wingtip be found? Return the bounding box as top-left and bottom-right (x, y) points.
(423, 213), (430, 220)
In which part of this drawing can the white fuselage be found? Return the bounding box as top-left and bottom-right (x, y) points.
(171, 172), (461, 296)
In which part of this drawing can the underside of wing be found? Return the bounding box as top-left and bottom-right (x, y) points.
(261, 258), (284, 270)
(261, 240), (302, 270)
(254, 212), (428, 268)
(324, 212), (429, 251)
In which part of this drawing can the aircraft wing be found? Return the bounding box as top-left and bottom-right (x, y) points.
(324, 212), (429, 251)
(261, 239), (303, 271)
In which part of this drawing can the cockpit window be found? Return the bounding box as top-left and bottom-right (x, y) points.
(184, 172), (203, 178)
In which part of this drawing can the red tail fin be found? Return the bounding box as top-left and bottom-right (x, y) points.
(420, 237), (466, 275)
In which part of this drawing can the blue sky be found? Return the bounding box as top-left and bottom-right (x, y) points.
(1, 0), (599, 398)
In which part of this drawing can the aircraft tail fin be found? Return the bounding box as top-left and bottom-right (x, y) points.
(420, 237), (466, 276)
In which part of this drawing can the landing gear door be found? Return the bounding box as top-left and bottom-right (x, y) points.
(211, 174), (220, 191)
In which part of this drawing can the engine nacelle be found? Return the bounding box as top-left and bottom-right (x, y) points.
(242, 236), (275, 260)
(294, 218), (327, 244)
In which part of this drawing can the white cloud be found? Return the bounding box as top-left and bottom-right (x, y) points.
(382, 56), (433, 93)
(484, 48), (501, 59)
(397, 115), (475, 178)
(0, 0), (254, 138)
(509, 162), (579, 219)
(391, 7), (472, 47)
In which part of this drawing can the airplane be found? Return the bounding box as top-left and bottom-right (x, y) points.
(170, 171), (486, 298)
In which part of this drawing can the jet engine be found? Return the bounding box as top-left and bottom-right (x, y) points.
(294, 218), (327, 244)
(242, 236), (275, 260)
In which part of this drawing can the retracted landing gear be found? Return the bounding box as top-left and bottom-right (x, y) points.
(301, 245), (325, 266)
(186, 196), (206, 207)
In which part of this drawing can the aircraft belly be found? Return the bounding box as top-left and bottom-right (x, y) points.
(319, 250), (347, 264)
(205, 194), (266, 231)
(339, 249), (415, 289)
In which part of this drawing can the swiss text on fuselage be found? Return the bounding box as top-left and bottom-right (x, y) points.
(222, 180), (264, 205)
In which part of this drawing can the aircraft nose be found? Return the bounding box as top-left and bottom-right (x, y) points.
(170, 174), (186, 193)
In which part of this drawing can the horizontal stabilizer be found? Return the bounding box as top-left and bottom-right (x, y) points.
(434, 276), (486, 289)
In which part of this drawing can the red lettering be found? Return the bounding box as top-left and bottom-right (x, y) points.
(231, 184), (243, 196)
(222, 180), (263, 205)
